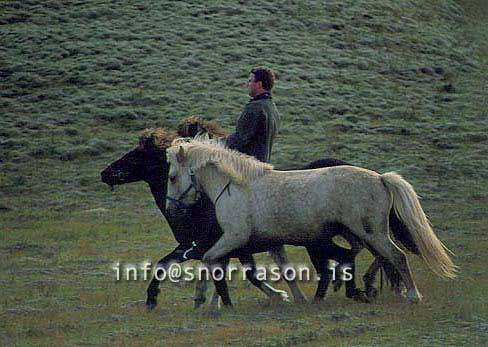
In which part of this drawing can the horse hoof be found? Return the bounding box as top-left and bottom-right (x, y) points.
(352, 291), (371, 303)
(194, 299), (205, 309)
(333, 279), (343, 292)
(146, 297), (157, 310)
(365, 287), (378, 299)
(313, 296), (324, 303)
(406, 295), (422, 303)
(393, 286), (406, 297)
(276, 290), (290, 303)
(406, 290), (423, 303)
(291, 291), (307, 303)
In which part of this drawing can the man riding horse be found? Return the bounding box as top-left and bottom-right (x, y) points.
(226, 66), (279, 164)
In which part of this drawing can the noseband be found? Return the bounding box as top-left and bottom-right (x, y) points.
(166, 168), (201, 208)
(166, 168), (232, 208)
(110, 169), (130, 181)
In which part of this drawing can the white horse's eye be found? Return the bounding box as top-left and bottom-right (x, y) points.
(169, 175), (177, 183)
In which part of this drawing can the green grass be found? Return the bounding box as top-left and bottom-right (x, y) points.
(1, 0), (487, 346)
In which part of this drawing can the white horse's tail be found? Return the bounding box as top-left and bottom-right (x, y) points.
(381, 172), (458, 279)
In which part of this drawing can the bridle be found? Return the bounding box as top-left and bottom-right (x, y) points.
(166, 168), (232, 208)
(166, 168), (202, 208)
(108, 169), (131, 182)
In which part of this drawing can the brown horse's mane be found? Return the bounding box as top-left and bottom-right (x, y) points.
(177, 115), (229, 138)
(139, 116), (228, 151)
(139, 128), (176, 151)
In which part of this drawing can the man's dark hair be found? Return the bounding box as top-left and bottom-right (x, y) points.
(251, 66), (275, 91)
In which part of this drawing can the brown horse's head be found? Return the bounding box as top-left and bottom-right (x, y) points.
(100, 128), (175, 187)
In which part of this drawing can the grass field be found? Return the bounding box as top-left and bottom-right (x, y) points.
(1, 0), (487, 346)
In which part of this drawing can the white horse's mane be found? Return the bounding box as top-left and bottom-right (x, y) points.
(167, 135), (273, 185)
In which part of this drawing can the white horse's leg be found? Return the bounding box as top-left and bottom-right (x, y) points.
(208, 286), (220, 309)
(202, 232), (248, 309)
(269, 246), (307, 303)
(356, 220), (422, 303)
(202, 232), (248, 265)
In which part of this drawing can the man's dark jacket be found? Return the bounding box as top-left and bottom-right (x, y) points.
(226, 92), (279, 163)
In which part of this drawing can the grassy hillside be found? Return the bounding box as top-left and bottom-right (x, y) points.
(1, 0), (487, 346)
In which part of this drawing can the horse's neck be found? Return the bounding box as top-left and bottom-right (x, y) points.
(147, 181), (168, 217)
(198, 165), (234, 203)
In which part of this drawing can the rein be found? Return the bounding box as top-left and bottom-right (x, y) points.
(165, 169), (201, 208)
(214, 180), (231, 205)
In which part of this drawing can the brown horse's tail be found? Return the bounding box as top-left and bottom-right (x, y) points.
(381, 172), (458, 279)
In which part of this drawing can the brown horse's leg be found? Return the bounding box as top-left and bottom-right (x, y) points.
(345, 214), (422, 303)
(363, 233), (422, 302)
(306, 245), (331, 301)
(363, 257), (383, 298)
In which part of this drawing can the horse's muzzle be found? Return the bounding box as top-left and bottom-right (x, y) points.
(100, 168), (127, 186)
(100, 169), (114, 185)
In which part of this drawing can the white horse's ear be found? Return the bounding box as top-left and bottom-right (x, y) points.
(176, 146), (185, 163)
(194, 131), (209, 142)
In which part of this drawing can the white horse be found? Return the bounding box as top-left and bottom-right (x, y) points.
(165, 138), (457, 303)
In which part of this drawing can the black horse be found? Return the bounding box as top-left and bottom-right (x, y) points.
(101, 129), (412, 310)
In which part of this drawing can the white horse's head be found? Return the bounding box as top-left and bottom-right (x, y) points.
(166, 136), (274, 213)
(166, 144), (202, 212)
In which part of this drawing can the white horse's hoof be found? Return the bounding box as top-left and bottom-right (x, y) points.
(274, 289), (290, 302)
(393, 286), (406, 298)
(406, 290), (423, 303)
